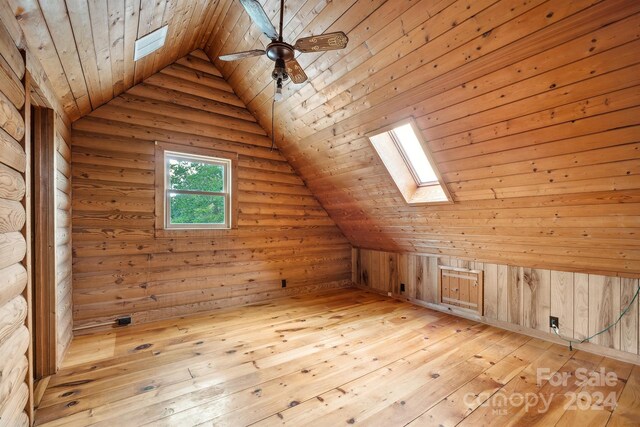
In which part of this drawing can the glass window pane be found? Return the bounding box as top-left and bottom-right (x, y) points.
(168, 157), (225, 192)
(393, 124), (438, 184)
(169, 193), (226, 225)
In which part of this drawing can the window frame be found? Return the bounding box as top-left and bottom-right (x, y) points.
(366, 117), (453, 205)
(155, 141), (238, 236)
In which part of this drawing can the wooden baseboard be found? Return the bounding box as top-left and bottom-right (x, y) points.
(73, 280), (353, 335)
(352, 284), (640, 366)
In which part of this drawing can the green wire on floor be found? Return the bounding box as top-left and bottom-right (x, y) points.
(552, 283), (640, 351)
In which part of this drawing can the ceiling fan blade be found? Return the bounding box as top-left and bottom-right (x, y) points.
(294, 31), (349, 52)
(286, 58), (308, 84)
(240, 0), (279, 41)
(219, 49), (266, 61)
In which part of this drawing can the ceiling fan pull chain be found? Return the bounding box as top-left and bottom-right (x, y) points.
(271, 90), (276, 152)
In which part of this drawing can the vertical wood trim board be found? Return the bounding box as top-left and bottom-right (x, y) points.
(31, 107), (56, 379)
(21, 71), (34, 423)
(353, 248), (640, 362)
(70, 51), (352, 330)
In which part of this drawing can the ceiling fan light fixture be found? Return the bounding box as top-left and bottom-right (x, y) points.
(271, 58), (288, 81)
(274, 82), (283, 102)
(273, 58), (286, 102)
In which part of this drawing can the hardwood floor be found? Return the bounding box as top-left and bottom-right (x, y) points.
(35, 289), (639, 426)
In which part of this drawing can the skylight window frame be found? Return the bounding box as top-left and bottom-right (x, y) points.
(365, 117), (453, 205)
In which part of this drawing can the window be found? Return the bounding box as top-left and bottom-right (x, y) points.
(367, 118), (452, 205)
(155, 142), (237, 233)
(391, 123), (438, 185)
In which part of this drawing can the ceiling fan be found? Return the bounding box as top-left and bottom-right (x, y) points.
(219, 0), (349, 101)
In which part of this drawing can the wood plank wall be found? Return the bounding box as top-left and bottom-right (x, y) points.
(353, 248), (640, 363)
(0, 17), (30, 427)
(70, 51), (352, 330)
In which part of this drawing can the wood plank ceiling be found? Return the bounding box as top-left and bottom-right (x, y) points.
(206, 0), (640, 276)
(4, 0), (640, 276)
(4, 0), (222, 120)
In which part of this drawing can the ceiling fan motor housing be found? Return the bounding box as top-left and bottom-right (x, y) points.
(266, 41), (295, 61)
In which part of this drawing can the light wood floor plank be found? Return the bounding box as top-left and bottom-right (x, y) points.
(34, 289), (640, 426)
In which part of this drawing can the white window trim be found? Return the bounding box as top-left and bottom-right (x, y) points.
(154, 142), (238, 237)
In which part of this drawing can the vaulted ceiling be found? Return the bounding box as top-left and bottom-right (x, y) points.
(4, 0), (640, 275)
(3, 0), (222, 119)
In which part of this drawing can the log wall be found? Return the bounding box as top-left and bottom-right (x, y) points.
(0, 15), (29, 427)
(70, 51), (352, 330)
(353, 248), (640, 363)
(0, 10), (75, 421)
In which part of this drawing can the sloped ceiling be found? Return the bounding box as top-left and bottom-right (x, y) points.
(4, 0), (223, 120)
(5, 0), (640, 275)
(206, 0), (640, 276)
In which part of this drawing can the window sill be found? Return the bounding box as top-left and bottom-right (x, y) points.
(404, 184), (453, 205)
(154, 226), (236, 239)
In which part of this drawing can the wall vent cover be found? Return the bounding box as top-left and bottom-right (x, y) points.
(134, 26), (168, 61)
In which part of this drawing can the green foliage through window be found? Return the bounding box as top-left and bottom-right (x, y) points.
(169, 159), (224, 192)
(166, 154), (230, 227)
(169, 194), (225, 224)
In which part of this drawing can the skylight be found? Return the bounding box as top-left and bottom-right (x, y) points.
(391, 123), (438, 185)
(367, 118), (452, 205)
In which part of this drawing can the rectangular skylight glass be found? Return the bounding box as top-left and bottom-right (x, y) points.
(366, 118), (453, 205)
(391, 123), (438, 185)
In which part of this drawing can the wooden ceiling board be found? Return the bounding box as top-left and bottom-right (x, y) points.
(5, 0), (223, 120)
(205, 0), (640, 276)
(3, 0), (639, 276)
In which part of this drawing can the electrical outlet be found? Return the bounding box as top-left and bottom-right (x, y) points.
(281, 279), (287, 288)
(400, 283), (405, 292)
(117, 316), (132, 326)
(549, 316), (559, 329)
